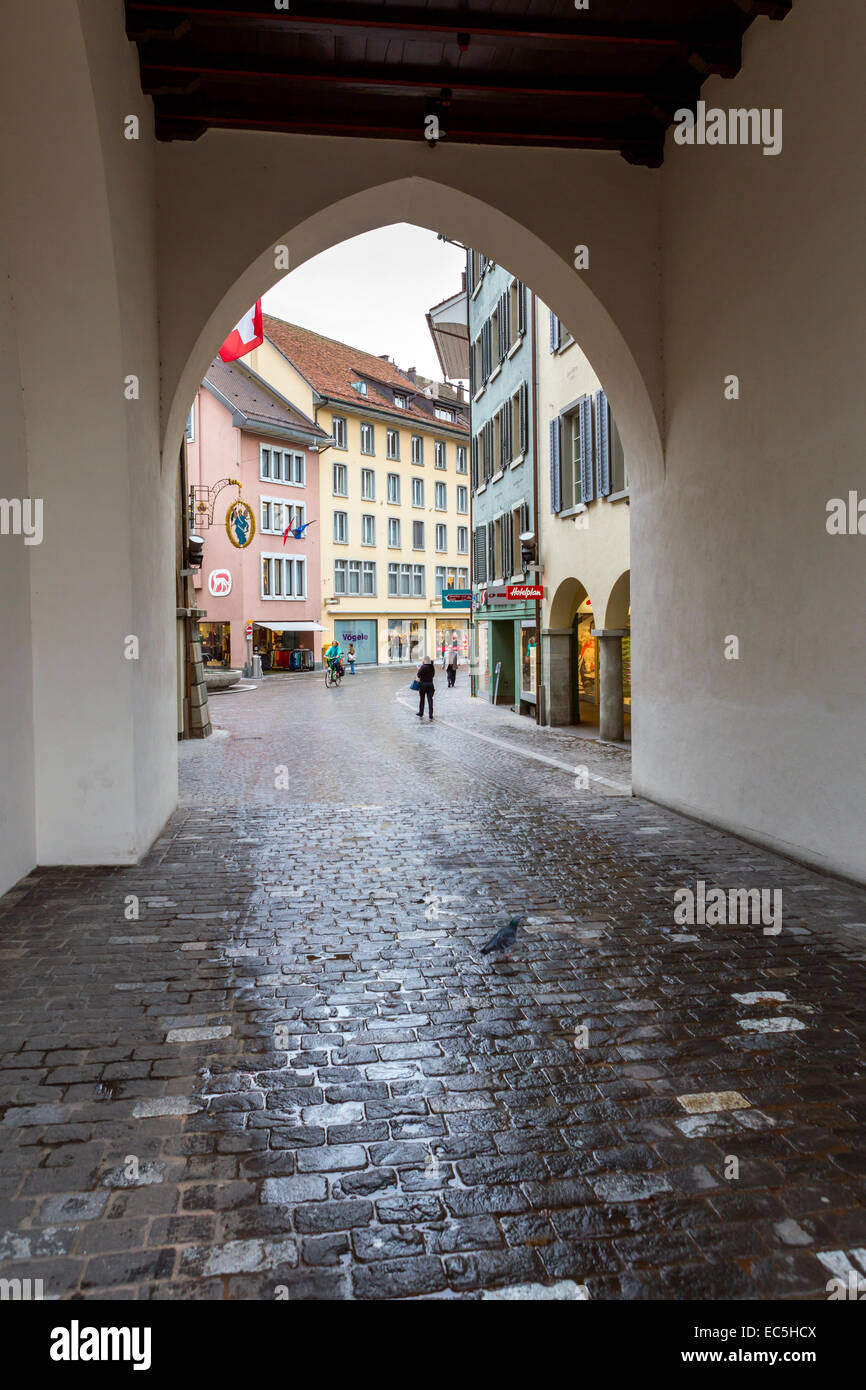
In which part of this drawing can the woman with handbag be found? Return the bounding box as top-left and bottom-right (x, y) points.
(414, 655), (435, 720)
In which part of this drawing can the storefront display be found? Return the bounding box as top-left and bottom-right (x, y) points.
(387, 619), (425, 664)
(575, 612), (597, 703)
(253, 622), (318, 671)
(435, 620), (469, 664)
(198, 621), (230, 666)
(520, 624), (538, 700)
(334, 619), (378, 664)
(475, 621), (490, 695)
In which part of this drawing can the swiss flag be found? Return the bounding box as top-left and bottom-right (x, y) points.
(218, 300), (263, 362)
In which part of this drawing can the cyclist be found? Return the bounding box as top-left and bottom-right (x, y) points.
(324, 639), (344, 680)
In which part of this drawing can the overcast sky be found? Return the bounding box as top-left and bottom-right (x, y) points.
(262, 224), (467, 382)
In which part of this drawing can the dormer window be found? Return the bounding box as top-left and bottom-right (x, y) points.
(435, 407), (454, 422)
(394, 394), (406, 408)
(352, 380), (368, 395)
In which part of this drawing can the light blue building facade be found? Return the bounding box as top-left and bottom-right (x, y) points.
(467, 252), (538, 711)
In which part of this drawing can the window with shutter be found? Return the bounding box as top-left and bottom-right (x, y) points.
(471, 435), (479, 489)
(549, 418), (562, 513)
(517, 282), (526, 336)
(487, 524), (496, 581)
(519, 382), (528, 454)
(549, 309), (559, 352)
(595, 390), (611, 497)
(580, 396), (595, 503)
(474, 525), (486, 583)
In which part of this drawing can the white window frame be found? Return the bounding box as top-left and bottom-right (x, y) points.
(360, 422), (375, 456)
(435, 523), (447, 552)
(456, 485), (468, 514)
(411, 435), (424, 465)
(457, 525), (469, 554)
(261, 497), (306, 535)
(361, 513), (376, 547)
(388, 517), (401, 548)
(456, 445), (467, 473)
(386, 429), (400, 460)
(435, 481), (447, 511)
(412, 519), (425, 550)
(333, 510), (348, 544)
(332, 416), (348, 450)
(412, 477), (424, 508)
(260, 552), (306, 601)
(434, 440), (446, 469)
(333, 462), (348, 497)
(387, 472), (401, 504)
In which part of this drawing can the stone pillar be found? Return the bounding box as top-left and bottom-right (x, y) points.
(596, 630), (627, 742)
(542, 630), (573, 726)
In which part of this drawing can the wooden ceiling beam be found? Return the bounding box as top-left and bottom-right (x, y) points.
(138, 50), (698, 106)
(126, 1), (743, 53)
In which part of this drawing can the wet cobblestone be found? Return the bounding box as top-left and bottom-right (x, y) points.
(0, 669), (865, 1299)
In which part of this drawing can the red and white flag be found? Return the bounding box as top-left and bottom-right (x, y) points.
(218, 300), (263, 362)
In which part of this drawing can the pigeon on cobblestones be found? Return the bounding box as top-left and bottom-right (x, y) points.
(481, 916), (522, 958)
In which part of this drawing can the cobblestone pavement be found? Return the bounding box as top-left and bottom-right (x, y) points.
(1, 668), (865, 1301)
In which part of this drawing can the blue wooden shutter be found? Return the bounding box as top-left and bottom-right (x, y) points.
(549, 417), (562, 513)
(519, 382), (528, 453)
(471, 435), (478, 489)
(517, 282), (526, 336)
(579, 396), (595, 503)
(595, 390), (611, 496)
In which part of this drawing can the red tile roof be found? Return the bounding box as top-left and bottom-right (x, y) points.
(263, 314), (469, 434)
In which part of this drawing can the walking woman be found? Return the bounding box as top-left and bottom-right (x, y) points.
(416, 654), (435, 720)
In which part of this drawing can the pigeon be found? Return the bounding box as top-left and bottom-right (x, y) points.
(480, 915), (522, 959)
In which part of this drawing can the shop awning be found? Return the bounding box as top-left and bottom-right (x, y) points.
(255, 621), (325, 632)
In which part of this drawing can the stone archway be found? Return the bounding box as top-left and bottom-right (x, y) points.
(544, 578), (590, 728)
(159, 173), (665, 502)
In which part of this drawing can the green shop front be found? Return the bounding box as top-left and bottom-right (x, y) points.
(473, 589), (539, 716)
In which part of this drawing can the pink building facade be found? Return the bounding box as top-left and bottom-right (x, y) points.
(186, 358), (328, 671)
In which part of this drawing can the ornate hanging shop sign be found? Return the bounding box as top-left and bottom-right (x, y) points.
(226, 497), (255, 549)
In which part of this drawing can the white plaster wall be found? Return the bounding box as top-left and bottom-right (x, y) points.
(0, 276), (36, 892)
(632, 0), (866, 880)
(0, 0), (175, 879)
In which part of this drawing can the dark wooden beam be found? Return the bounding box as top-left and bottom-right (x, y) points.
(126, 1), (740, 54)
(152, 101), (649, 153)
(139, 49), (691, 106)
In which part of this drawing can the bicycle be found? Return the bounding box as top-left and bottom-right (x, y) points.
(324, 660), (343, 688)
